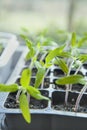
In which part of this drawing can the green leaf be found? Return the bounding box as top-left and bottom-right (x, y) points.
(26, 39), (32, 48)
(34, 67), (45, 88)
(55, 58), (69, 74)
(40, 61), (45, 67)
(42, 41), (57, 47)
(59, 52), (71, 58)
(34, 94), (49, 100)
(37, 42), (41, 49)
(0, 84), (18, 92)
(20, 69), (31, 88)
(78, 54), (87, 63)
(27, 86), (49, 100)
(78, 37), (87, 47)
(71, 32), (76, 47)
(46, 45), (66, 63)
(45, 63), (52, 68)
(26, 48), (35, 60)
(19, 93), (31, 123)
(20, 34), (28, 40)
(25, 39), (35, 60)
(56, 75), (85, 85)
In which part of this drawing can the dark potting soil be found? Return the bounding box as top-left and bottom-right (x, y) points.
(53, 69), (64, 77)
(83, 63), (87, 69)
(72, 84), (83, 92)
(53, 68), (83, 77)
(52, 91), (87, 113)
(25, 59), (31, 66)
(37, 53), (43, 61)
(4, 90), (49, 109)
(30, 90), (48, 109)
(30, 78), (50, 88)
(52, 84), (66, 90)
(43, 78), (50, 88)
(32, 67), (51, 77)
(52, 103), (87, 113)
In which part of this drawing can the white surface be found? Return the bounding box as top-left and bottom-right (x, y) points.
(0, 32), (19, 67)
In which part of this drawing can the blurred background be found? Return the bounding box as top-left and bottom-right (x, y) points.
(0, 0), (87, 36)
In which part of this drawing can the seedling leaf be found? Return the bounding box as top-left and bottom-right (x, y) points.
(20, 69), (31, 88)
(78, 54), (87, 63)
(0, 84), (18, 92)
(55, 58), (69, 74)
(19, 93), (31, 123)
(26, 39), (32, 49)
(56, 75), (85, 85)
(27, 86), (49, 100)
(46, 45), (66, 63)
(26, 48), (35, 60)
(78, 37), (87, 47)
(34, 67), (45, 88)
(25, 39), (35, 60)
(71, 32), (76, 47)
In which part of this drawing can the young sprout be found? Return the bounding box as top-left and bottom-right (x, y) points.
(0, 31), (87, 124)
(0, 68), (49, 123)
(22, 35), (58, 89)
(46, 32), (87, 107)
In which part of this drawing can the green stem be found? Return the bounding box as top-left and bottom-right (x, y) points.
(74, 64), (82, 75)
(27, 93), (30, 105)
(41, 68), (50, 89)
(40, 52), (47, 61)
(75, 83), (87, 111)
(65, 59), (74, 105)
(29, 50), (40, 69)
(16, 89), (22, 103)
(69, 63), (82, 90)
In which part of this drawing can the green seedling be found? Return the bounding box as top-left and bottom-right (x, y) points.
(0, 68), (49, 123)
(0, 31), (87, 124)
(46, 32), (87, 111)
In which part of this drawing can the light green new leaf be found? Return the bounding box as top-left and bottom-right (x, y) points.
(42, 41), (57, 47)
(37, 42), (41, 49)
(27, 86), (49, 100)
(59, 52), (71, 58)
(71, 32), (76, 47)
(56, 75), (85, 85)
(26, 48), (35, 60)
(19, 93), (31, 123)
(40, 61), (45, 67)
(0, 84), (18, 92)
(34, 94), (50, 100)
(55, 58), (69, 74)
(78, 37), (87, 48)
(20, 34), (28, 40)
(34, 67), (45, 88)
(78, 54), (87, 63)
(20, 69), (31, 88)
(45, 63), (52, 68)
(26, 39), (32, 49)
(25, 39), (35, 60)
(46, 45), (66, 63)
